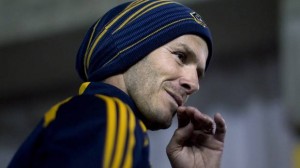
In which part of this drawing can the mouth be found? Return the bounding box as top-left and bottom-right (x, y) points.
(165, 89), (183, 107)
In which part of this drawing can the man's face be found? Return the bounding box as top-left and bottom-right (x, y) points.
(123, 34), (208, 130)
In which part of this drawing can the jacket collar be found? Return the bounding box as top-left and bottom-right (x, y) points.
(79, 82), (145, 121)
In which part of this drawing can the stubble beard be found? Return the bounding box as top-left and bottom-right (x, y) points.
(124, 56), (174, 130)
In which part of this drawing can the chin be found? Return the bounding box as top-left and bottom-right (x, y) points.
(144, 116), (173, 131)
(138, 101), (175, 130)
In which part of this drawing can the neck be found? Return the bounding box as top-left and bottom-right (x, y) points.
(102, 74), (128, 94)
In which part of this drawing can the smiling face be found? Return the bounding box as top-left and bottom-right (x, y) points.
(123, 34), (208, 130)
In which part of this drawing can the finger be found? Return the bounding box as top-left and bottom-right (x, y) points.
(177, 106), (190, 128)
(167, 122), (194, 148)
(214, 113), (227, 142)
(166, 122), (194, 158)
(184, 106), (215, 134)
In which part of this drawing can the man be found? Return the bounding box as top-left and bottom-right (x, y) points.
(9, 0), (226, 167)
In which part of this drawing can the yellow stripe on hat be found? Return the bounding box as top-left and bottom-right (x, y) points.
(125, 0), (145, 10)
(83, 19), (102, 78)
(113, 0), (172, 34)
(126, 1), (180, 27)
(84, 0), (149, 78)
(102, 18), (194, 67)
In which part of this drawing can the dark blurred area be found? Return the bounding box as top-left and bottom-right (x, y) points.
(0, 0), (299, 167)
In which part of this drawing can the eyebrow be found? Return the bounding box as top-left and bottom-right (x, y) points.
(175, 42), (205, 78)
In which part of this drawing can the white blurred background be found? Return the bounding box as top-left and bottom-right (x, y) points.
(1, 0), (299, 167)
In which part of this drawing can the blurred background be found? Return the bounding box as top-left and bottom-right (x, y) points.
(0, 0), (299, 167)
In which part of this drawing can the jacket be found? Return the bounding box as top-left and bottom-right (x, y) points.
(9, 82), (150, 168)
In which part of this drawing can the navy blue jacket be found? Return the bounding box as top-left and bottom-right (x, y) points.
(9, 82), (150, 168)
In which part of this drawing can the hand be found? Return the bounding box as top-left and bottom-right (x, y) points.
(166, 106), (226, 168)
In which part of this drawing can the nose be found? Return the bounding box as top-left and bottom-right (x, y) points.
(179, 67), (199, 95)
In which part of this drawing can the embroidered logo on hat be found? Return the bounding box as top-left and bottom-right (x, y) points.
(190, 11), (207, 28)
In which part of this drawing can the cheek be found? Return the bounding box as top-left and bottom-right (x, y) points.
(156, 57), (178, 71)
(125, 67), (161, 109)
(131, 77), (171, 115)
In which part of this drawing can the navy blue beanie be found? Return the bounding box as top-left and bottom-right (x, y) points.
(76, 0), (212, 81)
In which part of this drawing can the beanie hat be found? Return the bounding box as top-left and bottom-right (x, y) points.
(76, 0), (212, 81)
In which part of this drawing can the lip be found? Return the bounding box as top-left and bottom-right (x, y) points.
(165, 89), (183, 107)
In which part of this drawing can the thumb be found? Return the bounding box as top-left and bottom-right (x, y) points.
(167, 122), (193, 154)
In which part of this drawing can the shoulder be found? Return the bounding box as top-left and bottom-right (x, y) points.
(43, 94), (141, 128)
(43, 95), (107, 128)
